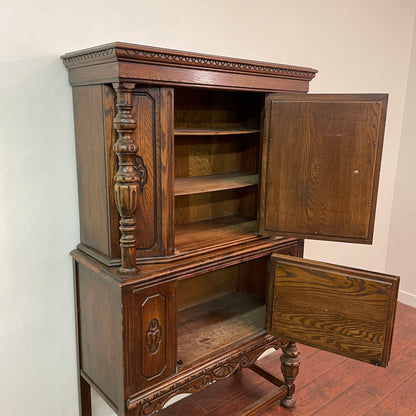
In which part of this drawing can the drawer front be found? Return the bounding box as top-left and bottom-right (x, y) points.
(267, 254), (399, 367)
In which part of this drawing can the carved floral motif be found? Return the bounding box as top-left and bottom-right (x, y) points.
(133, 155), (148, 194)
(127, 336), (288, 415)
(145, 318), (162, 354)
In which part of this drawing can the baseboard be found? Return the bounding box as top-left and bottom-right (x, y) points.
(399, 289), (416, 308)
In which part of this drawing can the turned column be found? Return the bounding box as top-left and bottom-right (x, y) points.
(113, 82), (139, 275)
(280, 341), (301, 408)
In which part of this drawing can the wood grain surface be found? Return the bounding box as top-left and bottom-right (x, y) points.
(260, 93), (387, 244)
(177, 292), (265, 366)
(174, 173), (258, 196)
(268, 254), (399, 366)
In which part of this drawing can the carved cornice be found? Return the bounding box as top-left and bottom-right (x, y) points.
(126, 335), (287, 415)
(62, 42), (317, 81)
(62, 45), (117, 67)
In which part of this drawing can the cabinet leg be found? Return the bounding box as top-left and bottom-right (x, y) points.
(79, 375), (92, 416)
(280, 341), (301, 408)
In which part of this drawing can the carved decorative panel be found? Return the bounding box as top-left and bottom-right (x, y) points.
(131, 92), (156, 251)
(140, 294), (167, 380)
(123, 282), (176, 394)
(126, 336), (286, 415)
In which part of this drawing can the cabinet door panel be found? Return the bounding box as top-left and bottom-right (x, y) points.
(123, 282), (176, 394)
(267, 254), (399, 367)
(259, 93), (387, 244)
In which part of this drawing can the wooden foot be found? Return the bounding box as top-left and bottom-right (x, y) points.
(79, 375), (92, 416)
(280, 341), (301, 408)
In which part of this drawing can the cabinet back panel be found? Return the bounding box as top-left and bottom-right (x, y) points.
(174, 135), (259, 178)
(178, 258), (268, 311)
(174, 88), (262, 129)
(177, 267), (239, 311)
(174, 187), (257, 225)
(237, 257), (269, 303)
(177, 258), (268, 366)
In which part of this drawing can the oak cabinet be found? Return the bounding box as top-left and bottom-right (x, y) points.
(63, 43), (399, 416)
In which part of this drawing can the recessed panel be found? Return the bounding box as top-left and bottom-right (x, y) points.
(260, 94), (387, 244)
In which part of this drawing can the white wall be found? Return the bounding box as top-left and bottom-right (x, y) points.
(0, 1), (415, 415)
(386, 16), (416, 307)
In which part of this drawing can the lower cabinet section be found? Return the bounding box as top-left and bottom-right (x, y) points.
(73, 239), (303, 415)
(73, 235), (399, 416)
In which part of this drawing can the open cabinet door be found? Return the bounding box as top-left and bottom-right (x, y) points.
(259, 93), (388, 244)
(267, 254), (399, 366)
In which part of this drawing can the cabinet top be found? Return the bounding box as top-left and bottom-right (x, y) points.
(62, 42), (318, 92)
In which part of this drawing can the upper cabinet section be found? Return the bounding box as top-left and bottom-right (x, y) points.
(259, 93), (388, 244)
(64, 43), (389, 269)
(63, 44), (319, 267)
(62, 42), (317, 92)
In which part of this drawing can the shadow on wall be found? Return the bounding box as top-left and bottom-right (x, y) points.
(0, 56), (80, 416)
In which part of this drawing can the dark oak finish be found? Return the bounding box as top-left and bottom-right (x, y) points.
(72, 84), (114, 257)
(62, 42), (317, 90)
(260, 93), (388, 244)
(123, 281), (177, 394)
(175, 215), (257, 252)
(79, 377), (92, 416)
(63, 43), (397, 416)
(72, 85), (174, 266)
(71, 238), (303, 415)
(75, 261), (124, 412)
(177, 292), (265, 366)
(174, 128), (260, 136)
(113, 82), (140, 274)
(268, 254), (399, 367)
(174, 173), (258, 196)
(129, 87), (174, 259)
(280, 341), (301, 408)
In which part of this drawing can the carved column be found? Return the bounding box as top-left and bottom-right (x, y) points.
(280, 341), (301, 408)
(113, 82), (139, 275)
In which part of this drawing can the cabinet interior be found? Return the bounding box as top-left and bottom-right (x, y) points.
(177, 256), (268, 367)
(174, 88), (263, 253)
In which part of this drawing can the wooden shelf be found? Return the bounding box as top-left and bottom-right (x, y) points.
(174, 172), (258, 196)
(177, 292), (265, 366)
(175, 215), (257, 253)
(174, 127), (260, 136)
